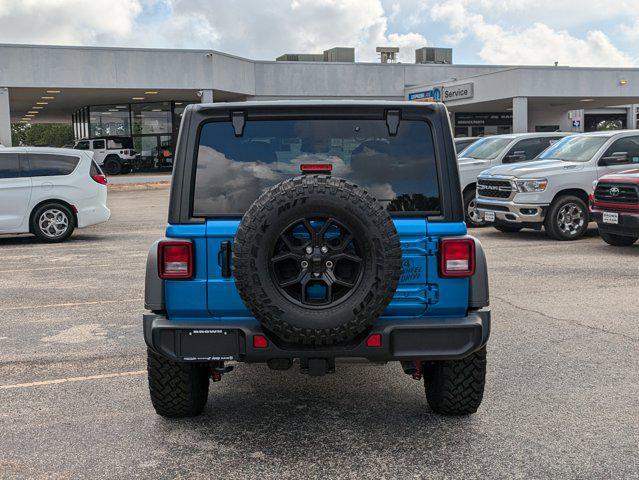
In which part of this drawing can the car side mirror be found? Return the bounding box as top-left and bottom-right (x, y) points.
(599, 151), (629, 166)
(503, 151), (527, 164)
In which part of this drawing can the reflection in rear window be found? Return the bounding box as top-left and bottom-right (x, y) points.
(193, 119), (440, 216)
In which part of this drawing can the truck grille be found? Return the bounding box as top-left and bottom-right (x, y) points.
(595, 183), (639, 204)
(477, 179), (514, 199)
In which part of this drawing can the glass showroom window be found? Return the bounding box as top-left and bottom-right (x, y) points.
(89, 105), (131, 137)
(131, 102), (172, 135)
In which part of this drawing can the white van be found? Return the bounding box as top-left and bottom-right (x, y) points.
(0, 147), (110, 242)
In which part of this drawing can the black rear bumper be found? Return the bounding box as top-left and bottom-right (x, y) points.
(592, 210), (639, 237)
(143, 310), (490, 363)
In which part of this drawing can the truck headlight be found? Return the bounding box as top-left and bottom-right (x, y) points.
(514, 178), (548, 193)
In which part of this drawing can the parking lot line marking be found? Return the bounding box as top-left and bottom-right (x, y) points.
(0, 298), (143, 312)
(0, 264), (110, 273)
(0, 370), (146, 390)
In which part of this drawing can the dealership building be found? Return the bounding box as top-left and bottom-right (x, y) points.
(2, 43), (639, 157)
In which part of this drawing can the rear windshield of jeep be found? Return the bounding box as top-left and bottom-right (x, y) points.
(193, 118), (441, 216)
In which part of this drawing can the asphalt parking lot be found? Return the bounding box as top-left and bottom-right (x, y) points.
(1, 187), (637, 479)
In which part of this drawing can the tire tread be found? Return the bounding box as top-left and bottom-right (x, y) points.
(147, 348), (209, 418)
(424, 347), (487, 416)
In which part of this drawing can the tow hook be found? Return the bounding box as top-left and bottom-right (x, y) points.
(411, 360), (423, 381)
(210, 362), (234, 382)
(401, 360), (423, 380)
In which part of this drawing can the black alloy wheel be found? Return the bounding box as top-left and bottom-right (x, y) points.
(269, 216), (364, 308)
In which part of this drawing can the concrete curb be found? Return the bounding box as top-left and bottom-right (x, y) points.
(108, 182), (171, 191)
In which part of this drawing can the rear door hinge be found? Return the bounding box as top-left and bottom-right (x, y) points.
(425, 283), (439, 304)
(426, 237), (439, 256)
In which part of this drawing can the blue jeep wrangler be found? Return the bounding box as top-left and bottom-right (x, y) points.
(144, 101), (490, 417)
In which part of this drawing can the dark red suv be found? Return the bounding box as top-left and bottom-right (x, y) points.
(591, 169), (639, 246)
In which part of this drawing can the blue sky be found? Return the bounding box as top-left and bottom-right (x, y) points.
(0, 0), (637, 66)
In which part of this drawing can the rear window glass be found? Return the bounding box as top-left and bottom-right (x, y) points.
(25, 154), (80, 177)
(193, 119), (440, 216)
(90, 160), (102, 176)
(108, 138), (133, 149)
(0, 152), (20, 179)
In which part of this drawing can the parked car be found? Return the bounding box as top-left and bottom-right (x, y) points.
(591, 169), (639, 246)
(458, 132), (569, 227)
(477, 130), (639, 240)
(73, 136), (140, 175)
(144, 101), (490, 418)
(0, 147), (110, 242)
(454, 136), (480, 154)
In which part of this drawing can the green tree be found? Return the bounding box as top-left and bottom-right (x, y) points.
(11, 123), (74, 147)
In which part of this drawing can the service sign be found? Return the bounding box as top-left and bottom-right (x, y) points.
(442, 83), (474, 102)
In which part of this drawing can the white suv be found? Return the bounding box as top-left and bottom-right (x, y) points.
(458, 132), (569, 226)
(73, 137), (139, 175)
(0, 147), (110, 242)
(476, 130), (639, 240)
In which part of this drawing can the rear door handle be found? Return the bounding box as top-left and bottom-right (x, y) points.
(218, 241), (232, 278)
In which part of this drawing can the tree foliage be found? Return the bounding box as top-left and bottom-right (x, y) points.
(11, 123), (74, 147)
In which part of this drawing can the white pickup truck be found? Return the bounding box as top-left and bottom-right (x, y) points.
(476, 130), (639, 240)
(458, 132), (568, 227)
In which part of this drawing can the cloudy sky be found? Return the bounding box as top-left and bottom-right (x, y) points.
(0, 0), (638, 66)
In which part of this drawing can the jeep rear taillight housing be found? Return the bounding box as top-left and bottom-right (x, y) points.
(440, 238), (475, 277)
(158, 241), (193, 279)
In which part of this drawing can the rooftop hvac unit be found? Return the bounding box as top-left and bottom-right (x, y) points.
(415, 47), (453, 64)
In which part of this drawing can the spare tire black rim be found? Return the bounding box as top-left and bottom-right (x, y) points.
(269, 216), (364, 308)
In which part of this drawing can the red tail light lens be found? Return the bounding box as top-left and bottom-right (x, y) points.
(366, 334), (382, 348)
(158, 241), (193, 279)
(91, 174), (108, 185)
(440, 239), (475, 277)
(300, 163), (332, 174)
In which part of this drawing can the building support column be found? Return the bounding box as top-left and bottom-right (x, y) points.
(512, 97), (528, 133)
(626, 104), (637, 130)
(200, 89), (214, 103)
(0, 88), (11, 147)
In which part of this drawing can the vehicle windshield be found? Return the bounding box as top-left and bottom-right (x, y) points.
(538, 136), (608, 162)
(194, 118), (441, 215)
(460, 137), (511, 160)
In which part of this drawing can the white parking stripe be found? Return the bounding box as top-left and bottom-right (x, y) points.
(0, 298), (143, 312)
(0, 370), (146, 390)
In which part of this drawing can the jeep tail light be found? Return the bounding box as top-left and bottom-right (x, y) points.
(91, 174), (108, 185)
(158, 241), (193, 279)
(300, 163), (332, 174)
(440, 239), (475, 277)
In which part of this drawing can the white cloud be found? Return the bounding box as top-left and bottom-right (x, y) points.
(0, 0), (635, 67)
(430, 0), (635, 67)
(0, 0), (427, 62)
(0, 0), (141, 45)
(166, 0), (428, 61)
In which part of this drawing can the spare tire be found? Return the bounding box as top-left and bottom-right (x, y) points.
(233, 175), (402, 345)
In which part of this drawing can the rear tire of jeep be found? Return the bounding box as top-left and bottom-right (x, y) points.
(147, 348), (209, 418)
(544, 195), (589, 241)
(494, 224), (522, 233)
(423, 347), (487, 416)
(233, 175), (402, 346)
(103, 157), (121, 175)
(600, 232), (638, 246)
(464, 188), (486, 228)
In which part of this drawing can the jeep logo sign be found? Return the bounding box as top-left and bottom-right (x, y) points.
(443, 83), (474, 102)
